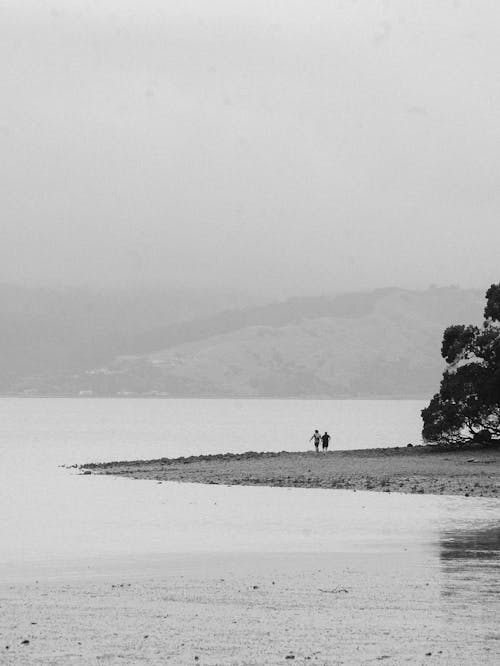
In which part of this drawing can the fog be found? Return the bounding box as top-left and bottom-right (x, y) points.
(1, 1), (499, 297)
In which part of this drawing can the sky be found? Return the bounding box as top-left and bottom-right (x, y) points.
(1, 0), (500, 297)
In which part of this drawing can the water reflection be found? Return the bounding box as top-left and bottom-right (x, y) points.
(441, 524), (500, 562)
(440, 523), (500, 606)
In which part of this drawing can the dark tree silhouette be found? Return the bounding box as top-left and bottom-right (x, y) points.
(421, 284), (500, 445)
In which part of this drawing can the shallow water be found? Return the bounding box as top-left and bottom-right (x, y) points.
(0, 396), (426, 466)
(0, 397), (498, 590)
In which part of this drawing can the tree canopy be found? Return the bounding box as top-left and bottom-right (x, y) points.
(421, 284), (500, 445)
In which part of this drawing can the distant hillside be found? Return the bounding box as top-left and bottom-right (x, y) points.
(34, 286), (485, 399)
(0, 284), (255, 392)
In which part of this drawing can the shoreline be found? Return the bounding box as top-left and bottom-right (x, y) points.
(1, 394), (428, 400)
(4, 549), (496, 665)
(81, 445), (500, 498)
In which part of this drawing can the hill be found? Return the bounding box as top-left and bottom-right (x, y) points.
(0, 284), (253, 393)
(30, 286), (485, 398)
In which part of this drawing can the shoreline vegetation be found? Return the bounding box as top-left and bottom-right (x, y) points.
(80, 444), (499, 498)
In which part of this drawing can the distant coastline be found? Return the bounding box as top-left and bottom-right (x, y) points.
(80, 445), (499, 498)
(2, 393), (429, 400)
(1, 286), (484, 400)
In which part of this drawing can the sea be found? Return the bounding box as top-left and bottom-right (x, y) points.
(0, 397), (498, 589)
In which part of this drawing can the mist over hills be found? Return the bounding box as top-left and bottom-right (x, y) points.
(0, 285), (255, 390)
(1, 285), (484, 398)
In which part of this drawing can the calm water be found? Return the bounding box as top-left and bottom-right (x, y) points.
(0, 397), (498, 589)
(0, 396), (426, 466)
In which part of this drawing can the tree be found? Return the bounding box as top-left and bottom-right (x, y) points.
(421, 284), (500, 445)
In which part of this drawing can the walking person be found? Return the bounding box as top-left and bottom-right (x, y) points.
(322, 431), (331, 451)
(310, 429), (321, 452)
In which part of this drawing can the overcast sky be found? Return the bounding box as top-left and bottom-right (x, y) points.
(1, 1), (499, 297)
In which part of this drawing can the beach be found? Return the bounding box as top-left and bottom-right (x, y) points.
(2, 452), (499, 665)
(81, 445), (500, 498)
(2, 548), (499, 665)
(2, 400), (499, 664)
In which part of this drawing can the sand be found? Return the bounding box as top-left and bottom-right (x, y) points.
(3, 447), (498, 664)
(81, 445), (500, 498)
(2, 551), (499, 665)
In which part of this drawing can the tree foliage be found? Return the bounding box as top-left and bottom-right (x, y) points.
(421, 284), (500, 445)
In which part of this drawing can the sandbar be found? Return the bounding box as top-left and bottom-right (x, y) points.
(81, 445), (499, 497)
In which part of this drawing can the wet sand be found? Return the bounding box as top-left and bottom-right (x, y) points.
(82, 445), (500, 497)
(2, 550), (499, 665)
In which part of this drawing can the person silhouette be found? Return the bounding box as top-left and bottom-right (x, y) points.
(310, 430), (321, 451)
(322, 431), (331, 451)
